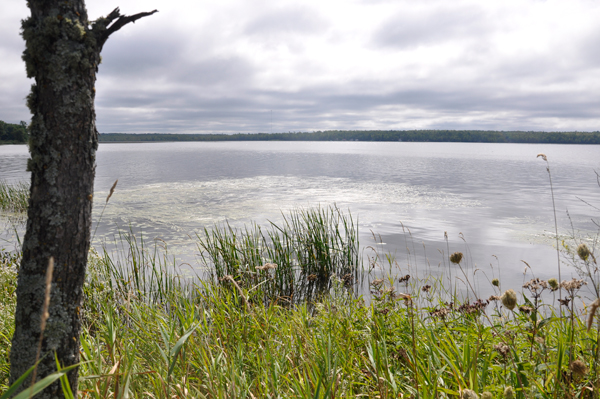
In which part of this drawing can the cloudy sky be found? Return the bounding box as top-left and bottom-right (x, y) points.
(1, 0), (600, 133)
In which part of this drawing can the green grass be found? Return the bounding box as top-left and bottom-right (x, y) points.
(0, 181), (29, 214)
(197, 205), (361, 305)
(1, 208), (600, 398)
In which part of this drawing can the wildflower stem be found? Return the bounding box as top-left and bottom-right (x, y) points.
(539, 154), (563, 317)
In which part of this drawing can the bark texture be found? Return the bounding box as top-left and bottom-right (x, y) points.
(10, 2), (156, 397)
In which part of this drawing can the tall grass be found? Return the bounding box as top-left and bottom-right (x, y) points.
(0, 181), (28, 214)
(1, 215), (599, 397)
(1, 168), (600, 399)
(197, 205), (361, 305)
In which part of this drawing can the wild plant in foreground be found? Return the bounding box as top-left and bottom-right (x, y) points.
(2, 239), (600, 398)
(4, 199), (600, 397)
(538, 153), (563, 315)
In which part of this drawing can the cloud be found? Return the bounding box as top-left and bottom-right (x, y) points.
(244, 6), (329, 37)
(2, 0), (600, 133)
(372, 5), (490, 49)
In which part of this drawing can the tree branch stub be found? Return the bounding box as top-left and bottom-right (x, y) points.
(96, 8), (158, 48)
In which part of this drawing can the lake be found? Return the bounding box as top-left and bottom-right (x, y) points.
(1, 141), (599, 297)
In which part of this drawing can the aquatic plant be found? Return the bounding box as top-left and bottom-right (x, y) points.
(0, 181), (28, 214)
(196, 205), (361, 305)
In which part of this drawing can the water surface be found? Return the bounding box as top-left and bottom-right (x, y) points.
(1, 141), (599, 297)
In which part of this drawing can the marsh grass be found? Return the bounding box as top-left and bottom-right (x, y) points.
(3, 185), (600, 398)
(197, 205), (361, 305)
(0, 181), (28, 214)
(2, 219), (600, 398)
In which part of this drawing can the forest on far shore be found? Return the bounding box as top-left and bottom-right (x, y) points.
(3, 119), (600, 145)
(0, 120), (28, 144)
(100, 129), (600, 144)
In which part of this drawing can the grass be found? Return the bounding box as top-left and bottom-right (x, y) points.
(197, 205), (361, 305)
(0, 181), (28, 214)
(1, 166), (600, 397)
(1, 209), (600, 398)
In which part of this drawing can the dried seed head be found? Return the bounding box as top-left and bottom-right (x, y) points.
(450, 252), (463, 264)
(40, 257), (54, 333)
(504, 386), (514, 399)
(106, 179), (118, 203)
(461, 389), (479, 399)
(535, 336), (545, 344)
(371, 278), (384, 287)
(501, 289), (518, 310)
(537, 153), (547, 161)
(577, 243), (591, 261)
(492, 278), (500, 287)
(570, 360), (588, 377)
(547, 278), (558, 290)
(519, 305), (533, 314)
(431, 307), (450, 319)
(256, 263), (278, 271)
(494, 343), (510, 358)
(588, 298), (600, 331)
(481, 393), (492, 399)
(560, 278), (587, 292)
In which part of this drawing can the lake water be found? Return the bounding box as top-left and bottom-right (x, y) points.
(1, 141), (599, 298)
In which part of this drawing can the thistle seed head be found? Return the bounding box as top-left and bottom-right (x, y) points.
(504, 386), (514, 399)
(461, 389), (479, 399)
(577, 243), (591, 261)
(547, 278), (558, 290)
(501, 289), (517, 310)
(481, 393), (493, 399)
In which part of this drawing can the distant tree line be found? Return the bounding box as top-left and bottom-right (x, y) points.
(0, 120), (28, 144)
(99, 130), (600, 144)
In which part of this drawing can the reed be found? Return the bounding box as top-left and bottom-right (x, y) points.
(196, 205), (361, 305)
(1, 204), (599, 397)
(0, 181), (28, 214)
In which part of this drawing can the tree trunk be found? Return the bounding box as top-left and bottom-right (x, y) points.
(10, 2), (156, 397)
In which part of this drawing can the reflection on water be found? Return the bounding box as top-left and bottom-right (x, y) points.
(1, 141), (599, 299)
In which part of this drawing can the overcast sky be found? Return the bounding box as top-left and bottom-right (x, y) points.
(1, 0), (600, 133)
